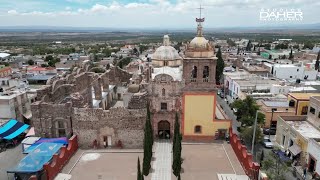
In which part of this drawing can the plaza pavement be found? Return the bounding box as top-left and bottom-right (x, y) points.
(61, 142), (245, 180)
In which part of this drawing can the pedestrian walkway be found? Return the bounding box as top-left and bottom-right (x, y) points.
(151, 140), (172, 180)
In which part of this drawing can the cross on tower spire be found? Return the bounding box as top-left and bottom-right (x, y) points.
(197, 4), (204, 19)
(196, 5), (205, 37)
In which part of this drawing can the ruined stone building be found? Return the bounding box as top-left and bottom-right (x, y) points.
(31, 63), (147, 148)
(30, 15), (231, 149)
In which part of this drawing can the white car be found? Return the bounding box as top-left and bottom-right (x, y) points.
(263, 137), (274, 148)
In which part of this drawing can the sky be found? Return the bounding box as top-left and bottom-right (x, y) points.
(0, 0), (319, 28)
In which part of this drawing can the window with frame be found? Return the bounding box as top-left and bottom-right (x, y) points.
(162, 88), (165, 97)
(161, 103), (167, 110)
(57, 121), (66, 137)
(302, 106), (308, 115)
(310, 107), (316, 114)
(194, 125), (202, 134)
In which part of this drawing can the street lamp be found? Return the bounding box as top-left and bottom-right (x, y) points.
(251, 110), (260, 156)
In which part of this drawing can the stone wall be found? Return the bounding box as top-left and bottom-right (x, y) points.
(72, 107), (146, 148)
(127, 91), (148, 109)
(31, 102), (73, 138)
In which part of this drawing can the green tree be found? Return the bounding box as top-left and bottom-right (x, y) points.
(289, 48), (294, 60)
(240, 125), (263, 147)
(227, 39), (236, 47)
(137, 157), (142, 180)
(45, 55), (53, 62)
(231, 96), (265, 127)
(139, 45), (148, 54)
(264, 44), (271, 50)
(262, 150), (290, 180)
(316, 50), (320, 71)
(246, 40), (252, 51)
(143, 104), (153, 176)
(172, 133), (182, 177)
(172, 113), (180, 158)
(27, 59), (35, 65)
(215, 47), (225, 85)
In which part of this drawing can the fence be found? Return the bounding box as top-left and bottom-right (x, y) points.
(229, 128), (260, 180)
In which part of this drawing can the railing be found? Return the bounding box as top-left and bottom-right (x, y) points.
(190, 78), (197, 82)
(203, 78), (209, 82)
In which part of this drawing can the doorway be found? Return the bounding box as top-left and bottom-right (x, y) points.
(158, 121), (170, 139)
(309, 156), (316, 172)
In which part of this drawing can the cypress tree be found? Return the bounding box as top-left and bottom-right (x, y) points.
(172, 112), (180, 154)
(215, 47), (225, 85)
(173, 134), (182, 177)
(316, 50), (320, 71)
(289, 48), (294, 60)
(137, 157), (142, 180)
(143, 104), (153, 176)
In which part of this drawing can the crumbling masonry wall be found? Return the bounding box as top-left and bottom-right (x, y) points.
(72, 107), (146, 149)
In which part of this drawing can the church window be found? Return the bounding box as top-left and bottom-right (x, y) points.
(57, 121), (66, 137)
(161, 103), (167, 110)
(191, 66), (197, 78)
(203, 66), (209, 78)
(194, 125), (202, 133)
(162, 88), (166, 96)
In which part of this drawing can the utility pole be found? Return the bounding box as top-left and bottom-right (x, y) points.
(251, 110), (259, 155)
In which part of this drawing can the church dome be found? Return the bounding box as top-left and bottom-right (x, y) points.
(152, 46), (181, 60)
(189, 36), (209, 49)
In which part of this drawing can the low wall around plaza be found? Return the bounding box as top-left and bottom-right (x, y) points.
(229, 128), (260, 180)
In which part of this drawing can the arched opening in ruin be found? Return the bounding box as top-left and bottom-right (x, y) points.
(158, 120), (170, 139)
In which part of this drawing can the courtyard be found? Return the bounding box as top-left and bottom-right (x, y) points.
(61, 142), (246, 180)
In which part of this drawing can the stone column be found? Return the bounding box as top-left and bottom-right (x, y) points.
(102, 75), (109, 92)
(94, 79), (102, 100)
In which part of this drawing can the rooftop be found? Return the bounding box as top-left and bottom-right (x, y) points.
(263, 101), (289, 107)
(288, 93), (320, 100)
(286, 120), (320, 139)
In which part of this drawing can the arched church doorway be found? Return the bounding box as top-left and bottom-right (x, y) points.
(158, 120), (170, 139)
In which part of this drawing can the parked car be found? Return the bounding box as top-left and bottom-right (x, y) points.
(263, 137), (274, 148)
(263, 127), (276, 135)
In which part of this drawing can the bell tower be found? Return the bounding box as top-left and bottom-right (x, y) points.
(182, 6), (217, 91)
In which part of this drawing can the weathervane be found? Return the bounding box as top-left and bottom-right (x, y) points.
(196, 4), (205, 36)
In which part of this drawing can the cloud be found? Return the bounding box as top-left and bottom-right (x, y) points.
(3, 0), (320, 27)
(7, 10), (18, 15)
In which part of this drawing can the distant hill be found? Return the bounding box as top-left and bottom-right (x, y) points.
(0, 23), (319, 33)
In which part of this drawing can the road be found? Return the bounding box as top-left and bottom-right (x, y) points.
(216, 95), (240, 135)
(0, 144), (25, 180)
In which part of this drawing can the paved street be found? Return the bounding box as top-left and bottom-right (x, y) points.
(217, 95), (239, 134)
(0, 144), (25, 180)
(151, 140), (172, 180)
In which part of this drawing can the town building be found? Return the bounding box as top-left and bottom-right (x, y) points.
(0, 65), (12, 78)
(0, 89), (32, 124)
(257, 98), (295, 128)
(275, 96), (320, 177)
(287, 93), (320, 115)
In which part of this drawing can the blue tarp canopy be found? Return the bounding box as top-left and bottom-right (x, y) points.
(0, 119), (29, 140)
(273, 150), (291, 162)
(7, 142), (63, 173)
(25, 137), (68, 153)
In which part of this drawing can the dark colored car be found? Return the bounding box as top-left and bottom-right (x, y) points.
(263, 127), (276, 135)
